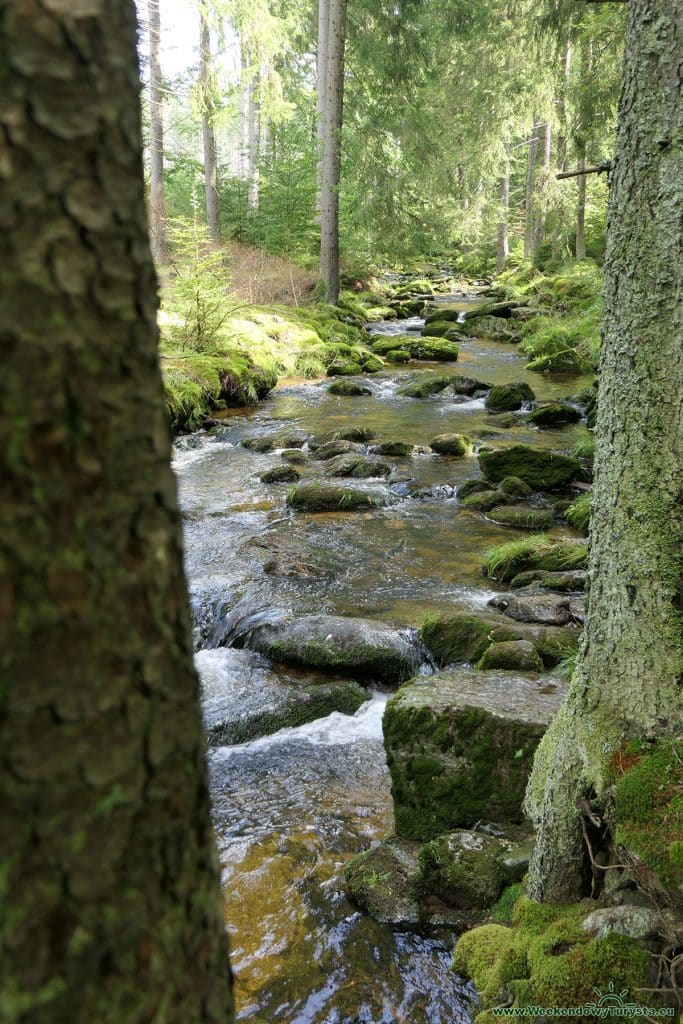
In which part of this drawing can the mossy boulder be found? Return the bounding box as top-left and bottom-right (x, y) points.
(420, 610), (579, 668)
(370, 335), (416, 356)
(488, 505), (554, 531)
(526, 348), (584, 372)
(526, 402), (582, 426)
(509, 569), (587, 591)
(242, 435), (278, 453)
(482, 535), (588, 581)
(339, 425), (376, 442)
(280, 449), (308, 465)
(238, 613), (422, 684)
(430, 434), (472, 456)
(198, 649), (367, 747)
(484, 383), (535, 412)
(327, 358), (362, 377)
(313, 439), (359, 460)
(499, 476), (533, 498)
(418, 830), (519, 915)
(451, 375), (493, 396)
(362, 354), (385, 373)
(260, 465), (301, 484)
(479, 445), (580, 489)
(328, 379), (372, 396)
(383, 669), (566, 839)
(458, 479), (494, 500)
(488, 591), (575, 627)
(424, 307), (463, 325)
(453, 897), (653, 1015)
(344, 838), (424, 927)
(410, 337), (460, 361)
(385, 348), (411, 363)
(323, 454), (391, 479)
(399, 375), (454, 398)
(461, 489), (507, 512)
(459, 316), (521, 342)
(370, 440), (413, 457)
(287, 482), (394, 513)
(422, 320), (461, 339)
(477, 640), (543, 673)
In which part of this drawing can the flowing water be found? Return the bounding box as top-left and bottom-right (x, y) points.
(172, 293), (591, 1023)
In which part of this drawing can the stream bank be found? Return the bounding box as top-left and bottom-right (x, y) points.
(172, 280), (595, 1022)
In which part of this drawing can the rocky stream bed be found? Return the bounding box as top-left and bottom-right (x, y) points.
(172, 288), (594, 1023)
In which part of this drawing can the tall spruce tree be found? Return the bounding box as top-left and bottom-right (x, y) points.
(0, 2), (233, 1019)
(525, 0), (683, 903)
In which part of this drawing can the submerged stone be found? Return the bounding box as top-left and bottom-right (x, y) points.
(451, 375), (493, 396)
(383, 668), (566, 838)
(370, 440), (413, 457)
(399, 375), (454, 398)
(479, 445), (580, 489)
(484, 382), (535, 412)
(236, 613), (422, 684)
(313, 439), (359, 460)
(323, 454), (391, 479)
(287, 482), (395, 512)
(460, 489), (507, 512)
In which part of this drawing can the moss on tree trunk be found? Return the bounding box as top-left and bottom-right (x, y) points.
(0, 4), (232, 1020)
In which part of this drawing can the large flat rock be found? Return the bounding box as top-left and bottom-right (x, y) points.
(235, 613), (424, 685)
(383, 668), (566, 839)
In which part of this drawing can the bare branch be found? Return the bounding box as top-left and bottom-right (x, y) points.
(557, 161), (612, 180)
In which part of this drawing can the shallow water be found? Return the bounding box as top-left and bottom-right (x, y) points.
(173, 294), (589, 1022)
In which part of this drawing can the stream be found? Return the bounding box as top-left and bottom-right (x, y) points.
(172, 292), (592, 1023)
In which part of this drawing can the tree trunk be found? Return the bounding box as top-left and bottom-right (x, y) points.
(315, 0), (331, 221)
(523, 115), (538, 259)
(0, 3), (233, 1020)
(526, 0), (683, 904)
(148, 0), (168, 263)
(318, 0), (347, 305)
(496, 144), (510, 272)
(200, 9), (220, 242)
(556, 35), (572, 174)
(247, 70), (260, 212)
(533, 120), (552, 251)
(239, 38), (249, 181)
(575, 144), (587, 259)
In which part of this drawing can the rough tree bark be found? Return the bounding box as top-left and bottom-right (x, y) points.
(0, 3), (233, 1020)
(496, 143), (510, 272)
(315, 0), (330, 221)
(318, 0), (348, 304)
(523, 115), (538, 259)
(525, 0), (683, 903)
(556, 35), (572, 173)
(148, 0), (167, 263)
(199, 7), (220, 242)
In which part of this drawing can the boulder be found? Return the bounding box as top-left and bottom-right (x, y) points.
(498, 476), (533, 498)
(344, 838), (425, 927)
(581, 905), (673, 942)
(458, 479), (494, 500)
(362, 354), (384, 373)
(399, 375), (454, 398)
(420, 610), (579, 667)
(383, 669), (566, 838)
(338, 426), (376, 442)
(234, 613), (422, 684)
(328, 379), (372, 396)
(419, 830), (509, 910)
(424, 307), (463, 325)
(509, 569), (587, 591)
(280, 449), (308, 465)
(464, 301), (524, 320)
(451, 375), (493, 396)
(197, 648), (367, 747)
(479, 445), (580, 489)
(385, 348), (411, 363)
(460, 489), (507, 512)
(327, 358), (361, 377)
(459, 316), (521, 342)
(487, 591), (574, 627)
(409, 337), (461, 361)
(422, 321), (461, 339)
(477, 640), (544, 673)
(260, 465), (301, 484)
(526, 402), (582, 426)
(488, 504), (554, 531)
(484, 383), (535, 412)
(370, 440), (413, 457)
(430, 434), (472, 456)
(313, 439), (359, 460)
(287, 482), (395, 513)
(242, 435), (277, 453)
(323, 454), (391, 479)
(370, 335), (416, 356)
(277, 428), (309, 448)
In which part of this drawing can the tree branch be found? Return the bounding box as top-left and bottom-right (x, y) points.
(557, 161), (612, 180)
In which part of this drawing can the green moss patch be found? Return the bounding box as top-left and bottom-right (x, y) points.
(479, 445), (580, 489)
(482, 535), (588, 581)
